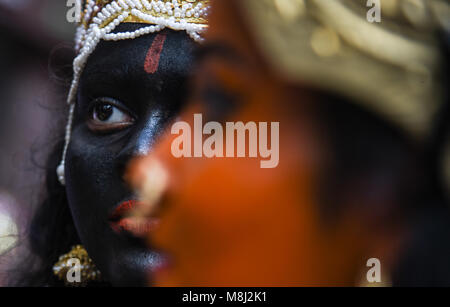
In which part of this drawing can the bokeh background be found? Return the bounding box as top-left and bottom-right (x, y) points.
(0, 0), (76, 281)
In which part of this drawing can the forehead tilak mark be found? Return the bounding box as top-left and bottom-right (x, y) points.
(144, 33), (167, 74)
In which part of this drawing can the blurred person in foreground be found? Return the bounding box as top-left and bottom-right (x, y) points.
(130, 0), (450, 286)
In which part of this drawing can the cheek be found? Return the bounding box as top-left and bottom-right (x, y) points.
(66, 131), (115, 198)
(64, 127), (118, 238)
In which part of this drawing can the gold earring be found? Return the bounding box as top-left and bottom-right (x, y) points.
(53, 245), (102, 285)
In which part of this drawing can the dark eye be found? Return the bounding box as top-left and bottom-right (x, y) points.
(87, 98), (134, 132)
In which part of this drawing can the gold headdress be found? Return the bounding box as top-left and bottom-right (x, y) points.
(57, 0), (210, 185)
(240, 0), (448, 139)
(239, 0), (449, 196)
(74, 0), (210, 53)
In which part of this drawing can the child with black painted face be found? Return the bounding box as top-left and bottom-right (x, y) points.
(15, 0), (210, 286)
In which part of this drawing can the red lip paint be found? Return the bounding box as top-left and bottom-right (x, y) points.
(109, 200), (159, 238)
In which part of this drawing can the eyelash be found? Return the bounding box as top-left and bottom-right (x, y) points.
(87, 98), (135, 133)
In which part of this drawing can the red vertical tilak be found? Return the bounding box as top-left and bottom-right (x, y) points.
(144, 33), (167, 74)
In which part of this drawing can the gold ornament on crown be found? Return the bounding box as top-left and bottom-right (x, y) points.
(75, 0), (210, 52)
(80, 0), (209, 28)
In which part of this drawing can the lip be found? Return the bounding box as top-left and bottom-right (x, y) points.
(109, 200), (160, 238)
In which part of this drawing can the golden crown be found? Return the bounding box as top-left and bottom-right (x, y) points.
(75, 0), (210, 51)
(80, 0), (209, 26)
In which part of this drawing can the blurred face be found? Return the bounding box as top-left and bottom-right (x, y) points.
(130, 1), (381, 286)
(65, 24), (196, 286)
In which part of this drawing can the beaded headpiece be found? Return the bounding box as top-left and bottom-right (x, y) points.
(57, 0), (210, 185)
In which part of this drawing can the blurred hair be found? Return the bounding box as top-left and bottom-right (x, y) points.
(12, 141), (79, 286)
(10, 45), (88, 286)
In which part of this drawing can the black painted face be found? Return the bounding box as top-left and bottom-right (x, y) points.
(65, 24), (195, 286)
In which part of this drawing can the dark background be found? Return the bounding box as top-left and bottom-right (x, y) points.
(0, 0), (75, 280)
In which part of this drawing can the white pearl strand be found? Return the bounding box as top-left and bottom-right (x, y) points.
(56, 103), (75, 185)
(57, 0), (209, 185)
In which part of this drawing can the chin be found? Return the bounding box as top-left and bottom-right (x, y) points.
(94, 231), (168, 286)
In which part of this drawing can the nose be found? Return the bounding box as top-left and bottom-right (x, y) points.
(135, 157), (169, 217)
(116, 109), (168, 176)
(134, 113), (164, 156)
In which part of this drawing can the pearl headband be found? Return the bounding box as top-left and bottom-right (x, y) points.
(57, 0), (210, 185)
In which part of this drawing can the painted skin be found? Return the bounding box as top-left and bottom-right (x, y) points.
(129, 0), (406, 286)
(64, 23), (196, 286)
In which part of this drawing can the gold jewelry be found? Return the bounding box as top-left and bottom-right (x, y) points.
(53, 245), (102, 285)
(239, 0), (449, 140)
